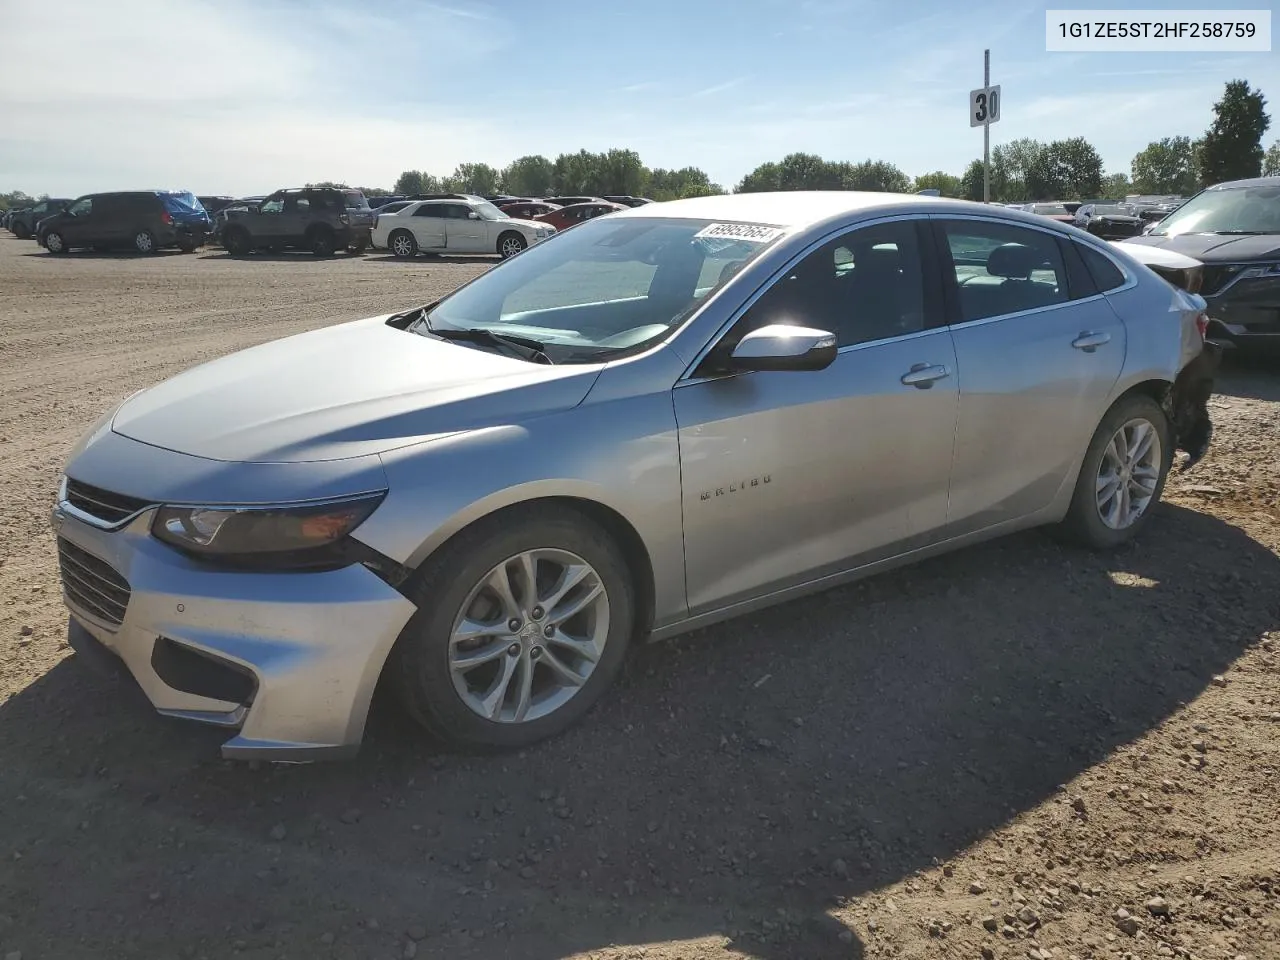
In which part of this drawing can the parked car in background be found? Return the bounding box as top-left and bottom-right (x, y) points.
(367, 196), (405, 209)
(219, 187), (374, 256)
(1026, 202), (1075, 223)
(542, 195), (601, 208)
(40, 191), (212, 254)
(10, 198), (71, 239)
(1123, 177), (1280, 353)
(197, 196), (236, 218)
(373, 200), (414, 215)
(602, 195), (654, 207)
(534, 201), (626, 231)
(497, 201), (562, 220)
(1074, 202), (1145, 240)
(210, 197), (265, 243)
(373, 197), (554, 259)
(51, 191), (1216, 760)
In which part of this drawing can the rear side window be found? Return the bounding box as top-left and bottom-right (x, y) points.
(343, 191), (369, 210)
(413, 204), (443, 218)
(160, 192), (206, 216)
(940, 220), (1069, 322)
(1076, 242), (1127, 293)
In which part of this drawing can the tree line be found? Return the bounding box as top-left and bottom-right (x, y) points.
(3, 80), (1277, 213)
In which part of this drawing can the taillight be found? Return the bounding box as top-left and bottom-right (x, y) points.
(1195, 312), (1209, 340)
(160, 210), (173, 225)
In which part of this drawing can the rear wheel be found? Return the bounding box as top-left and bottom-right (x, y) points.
(497, 231), (527, 259)
(133, 229), (156, 254)
(1058, 394), (1172, 549)
(12, 222), (30, 239)
(389, 505), (635, 750)
(307, 227), (336, 257)
(389, 230), (418, 258)
(44, 231), (67, 254)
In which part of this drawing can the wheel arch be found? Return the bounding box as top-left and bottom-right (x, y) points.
(399, 494), (657, 642)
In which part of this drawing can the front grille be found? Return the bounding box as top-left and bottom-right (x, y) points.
(1200, 265), (1247, 297)
(64, 478), (152, 526)
(58, 538), (131, 627)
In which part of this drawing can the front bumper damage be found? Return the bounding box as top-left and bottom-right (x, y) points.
(53, 504), (417, 761)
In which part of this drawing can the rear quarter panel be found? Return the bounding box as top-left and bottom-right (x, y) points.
(1101, 259), (1195, 396)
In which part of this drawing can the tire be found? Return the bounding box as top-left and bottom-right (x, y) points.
(44, 231), (67, 254)
(307, 227), (336, 257)
(133, 229), (156, 254)
(12, 222), (30, 240)
(177, 237), (196, 253)
(388, 229), (418, 259)
(222, 227), (251, 256)
(389, 504), (636, 751)
(497, 231), (527, 259)
(1057, 394), (1173, 549)
(350, 238), (368, 255)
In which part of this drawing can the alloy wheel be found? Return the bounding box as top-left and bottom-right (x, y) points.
(45, 233), (64, 253)
(1096, 417), (1162, 530)
(448, 548), (610, 724)
(135, 231), (154, 253)
(391, 233), (415, 257)
(500, 236), (524, 258)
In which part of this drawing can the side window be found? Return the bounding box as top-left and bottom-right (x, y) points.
(941, 220), (1068, 322)
(260, 195), (284, 215)
(413, 204), (441, 218)
(1076, 242), (1127, 293)
(67, 199), (92, 217)
(734, 220), (927, 349)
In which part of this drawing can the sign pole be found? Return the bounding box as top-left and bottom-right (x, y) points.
(983, 49), (990, 204)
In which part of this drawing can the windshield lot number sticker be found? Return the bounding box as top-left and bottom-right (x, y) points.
(694, 222), (785, 244)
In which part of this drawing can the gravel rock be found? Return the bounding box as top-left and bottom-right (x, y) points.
(319, 932), (335, 945)
(268, 824), (287, 841)
(338, 808), (361, 825)
(1114, 908), (1141, 936)
(832, 858), (850, 879)
(969, 881), (987, 894)
(981, 915), (998, 931)
(1145, 896), (1171, 916)
(407, 924), (427, 941)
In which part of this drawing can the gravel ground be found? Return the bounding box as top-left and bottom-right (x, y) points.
(0, 234), (1277, 960)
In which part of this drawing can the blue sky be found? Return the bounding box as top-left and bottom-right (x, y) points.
(2, 0), (1277, 196)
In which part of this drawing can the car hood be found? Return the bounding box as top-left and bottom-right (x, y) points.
(1123, 232), (1280, 261)
(110, 316), (602, 463)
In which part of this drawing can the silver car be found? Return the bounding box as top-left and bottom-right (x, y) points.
(52, 192), (1216, 760)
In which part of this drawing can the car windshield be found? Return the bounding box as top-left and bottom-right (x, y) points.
(1151, 184), (1280, 236)
(473, 200), (509, 220)
(415, 216), (785, 363)
(1090, 204), (1130, 216)
(1033, 203), (1068, 215)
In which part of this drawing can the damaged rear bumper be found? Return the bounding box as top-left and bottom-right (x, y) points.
(1167, 340), (1223, 471)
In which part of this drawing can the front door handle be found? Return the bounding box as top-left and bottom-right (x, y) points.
(1072, 331), (1112, 352)
(900, 363), (951, 388)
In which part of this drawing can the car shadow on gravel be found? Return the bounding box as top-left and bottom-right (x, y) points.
(1, 504), (1275, 959)
(361, 253), (501, 265)
(1215, 352), (1280, 401)
(21, 249), (191, 259)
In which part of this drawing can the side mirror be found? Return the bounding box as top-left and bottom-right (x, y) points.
(729, 324), (838, 372)
(468, 211), (480, 220)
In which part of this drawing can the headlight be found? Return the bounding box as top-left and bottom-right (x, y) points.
(152, 493), (385, 568)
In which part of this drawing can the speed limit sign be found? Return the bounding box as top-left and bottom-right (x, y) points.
(969, 84), (1001, 127)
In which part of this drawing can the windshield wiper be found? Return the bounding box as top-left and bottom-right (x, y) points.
(417, 316), (553, 364)
(1211, 230), (1272, 235)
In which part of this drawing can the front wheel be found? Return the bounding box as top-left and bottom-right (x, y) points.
(1057, 394), (1172, 549)
(44, 231), (67, 254)
(388, 230), (418, 259)
(389, 505), (635, 750)
(497, 231), (527, 259)
(133, 229), (156, 254)
(307, 228), (336, 257)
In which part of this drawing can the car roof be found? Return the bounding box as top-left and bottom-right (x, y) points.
(614, 191), (981, 229)
(1204, 177), (1280, 191)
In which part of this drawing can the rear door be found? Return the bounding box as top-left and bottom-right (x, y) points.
(934, 216), (1126, 535)
(444, 203), (486, 251)
(410, 203), (447, 249)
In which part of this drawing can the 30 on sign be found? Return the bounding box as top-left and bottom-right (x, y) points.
(1046, 9), (1271, 51)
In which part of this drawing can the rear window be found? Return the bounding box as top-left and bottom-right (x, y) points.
(160, 192), (207, 216)
(1077, 243), (1126, 292)
(343, 191), (369, 210)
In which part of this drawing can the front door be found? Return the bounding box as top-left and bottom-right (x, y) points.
(934, 217), (1127, 534)
(445, 203), (487, 252)
(57, 197), (95, 245)
(674, 218), (960, 614)
(410, 204), (447, 250)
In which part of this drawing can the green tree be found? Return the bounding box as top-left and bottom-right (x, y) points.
(1198, 79), (1271, 185)
(550, 149), (599, 194)
(588, 148), (647, 196)
(959, 159), (986, 201)
(0, 190), (36, 212)
(1101, 172), (1131, 199)
(913, 171), (963, 197)
(647, 167), (722, 200)
(990, 137), (1043, 201)
(394, 170), (426, 195)
(1265, 140), (1280, 177)
(838, 159), (911, 192)
(444, 162), (501, 195)
(501, 155), (554, 196)
(1026, 137), (1102, 200)
(735, 160), (783, 192)
(1130, 136), (1198, 195)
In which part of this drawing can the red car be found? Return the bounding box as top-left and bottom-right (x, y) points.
(498, 201), (562, 219)
(534, 201), (626, 231)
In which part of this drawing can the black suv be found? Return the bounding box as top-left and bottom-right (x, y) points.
(9, 198), (71, 239)
(1125, 178), (1280, 354)
(40, 191), (212, 254)
(219, 187), (374, 256)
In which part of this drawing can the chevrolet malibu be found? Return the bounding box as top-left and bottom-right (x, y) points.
(53, 192), (1217, 760)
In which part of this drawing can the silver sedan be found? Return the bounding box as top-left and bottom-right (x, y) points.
(52, 192), (1216, 760)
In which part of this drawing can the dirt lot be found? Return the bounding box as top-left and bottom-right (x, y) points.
(0, 234), (1277, 960)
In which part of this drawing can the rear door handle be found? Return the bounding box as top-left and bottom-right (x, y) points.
(900, 363), (951, 388)
(1072, 331), (1111, 352)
